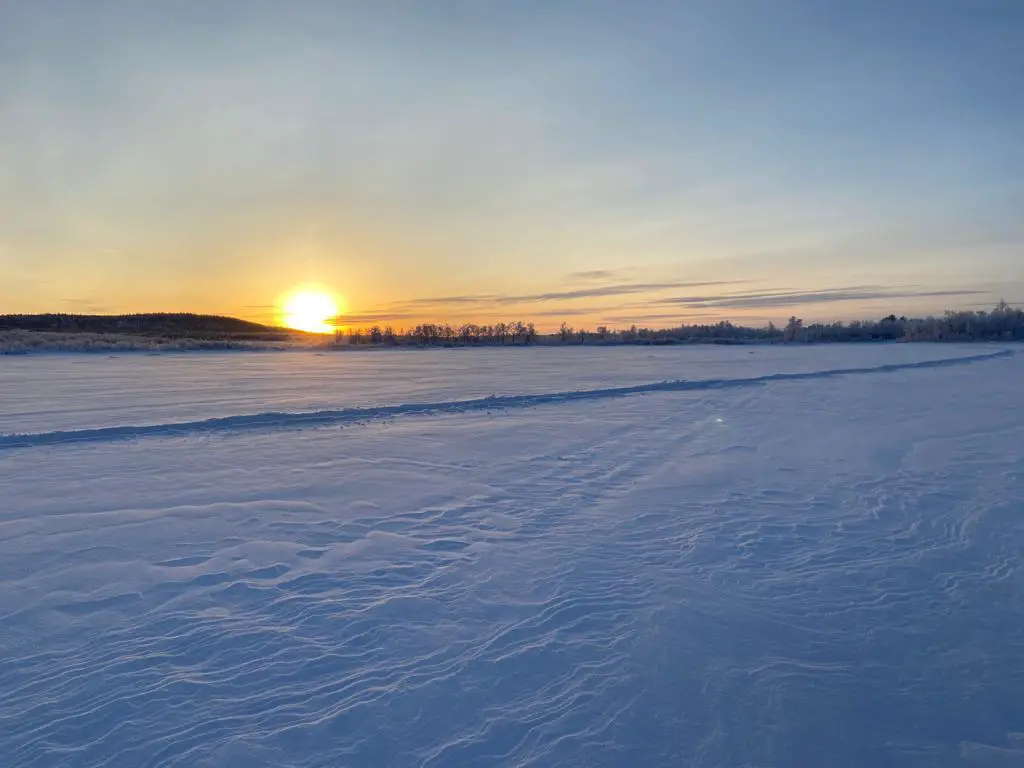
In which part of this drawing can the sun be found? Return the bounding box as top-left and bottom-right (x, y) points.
(278, 288), (340, 334)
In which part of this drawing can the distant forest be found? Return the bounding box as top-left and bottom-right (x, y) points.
(339, 301), (1024, 346)
(3, 302), (1022, 347)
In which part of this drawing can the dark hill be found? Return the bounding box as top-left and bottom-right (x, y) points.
(0, 313), (297, 340)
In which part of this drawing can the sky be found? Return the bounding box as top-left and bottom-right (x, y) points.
(2, 0), (1022, 331)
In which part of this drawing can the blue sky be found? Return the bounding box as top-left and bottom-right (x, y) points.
(1, 1), (1022, 328)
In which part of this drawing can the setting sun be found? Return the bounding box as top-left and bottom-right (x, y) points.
(278, 288), (340, 334)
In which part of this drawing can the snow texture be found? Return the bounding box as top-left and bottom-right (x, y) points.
(1, 344), (1022, 767)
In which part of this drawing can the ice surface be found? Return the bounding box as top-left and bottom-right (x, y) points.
(1, 344), (1022, 767)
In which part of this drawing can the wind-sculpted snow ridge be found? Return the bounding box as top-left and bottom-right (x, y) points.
(0, 349), (1013, 450)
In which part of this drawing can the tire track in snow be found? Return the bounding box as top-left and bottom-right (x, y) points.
(0, 349), (1013, 450)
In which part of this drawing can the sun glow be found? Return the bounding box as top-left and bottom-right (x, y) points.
(278, 288), (341, 334)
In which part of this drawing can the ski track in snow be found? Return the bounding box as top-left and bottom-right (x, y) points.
(0, 349), (1013, 450)
(1, 345), (1023, 767)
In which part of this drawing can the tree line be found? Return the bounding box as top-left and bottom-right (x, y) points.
(342, 321), (539, 346)
(339, 302), (1024, 346)
(779, 301), (1024, 343)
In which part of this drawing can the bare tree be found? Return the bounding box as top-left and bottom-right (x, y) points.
(511, 321), (527, 345)
(784, 316), (804, 342)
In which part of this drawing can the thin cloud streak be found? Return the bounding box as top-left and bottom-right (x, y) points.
(598, 313), (701, 324)
(656, 287), (988, 310)
(567, 269), (620, 281)
(336, 306), (607, 324)
(59, 298), (112, 313)
(509, 282), (740, 304)
(395, 280), (747, 308)
(528, 307), (613, 317)
(401, 295), (498, 306)
(332, 312), (427, 324)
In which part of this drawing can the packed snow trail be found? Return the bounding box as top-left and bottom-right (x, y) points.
(0, 349), (1012, 450)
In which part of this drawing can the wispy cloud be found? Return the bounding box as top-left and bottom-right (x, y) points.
(528, 307), (613, 317)
(401, 295), (498, 306)
(504, 281), (739, 304)
(394, 280), (746, 308)
(337, 305), (610, 323)
(656, 286), (988, 310)
(598, 312), (701, 324)
(332, 311), (428, 324)
(567, 269), (620, 281)
(59, 298), (112, 313)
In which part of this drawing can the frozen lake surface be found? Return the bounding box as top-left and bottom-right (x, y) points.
(2, 344), (1022, 766)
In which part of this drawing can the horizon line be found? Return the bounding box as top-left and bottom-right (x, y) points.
(3, 299), (1020, 336)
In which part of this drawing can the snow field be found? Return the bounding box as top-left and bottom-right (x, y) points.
(1, 345), (1022, 766)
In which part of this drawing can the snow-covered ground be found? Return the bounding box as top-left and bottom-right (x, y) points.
(1, 345), (1022, 767)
